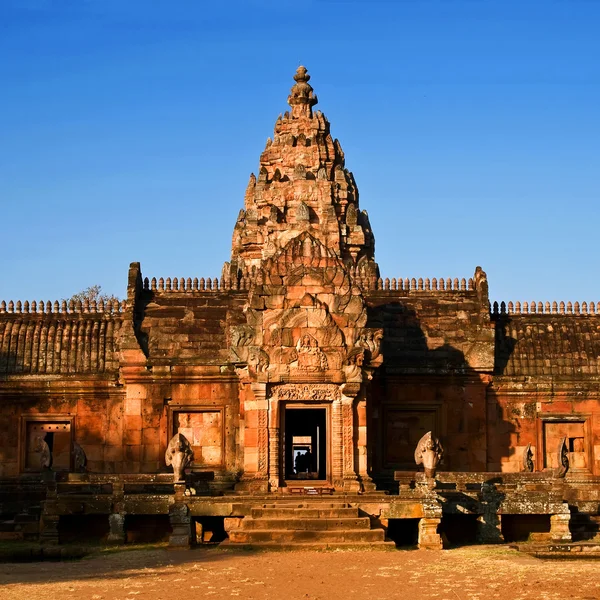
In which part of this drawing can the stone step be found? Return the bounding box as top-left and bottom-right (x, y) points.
(251, 507), (359, 519)
(0, 520), (16, 532)
(15, 513), (40, 523)
(259, 502), (351, 509)
(0, 531), (23, 541)
(228, 528), (386, 544)
(241, 517), (372, 531)
(221, 540), (397, 551)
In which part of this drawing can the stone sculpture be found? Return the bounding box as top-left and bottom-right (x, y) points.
(414, 431), (443, 478)
(554, 436), (569, 478)
(522, 443), (534, 472)
(34, 436), (52, 470)
(73, 441), (87, 473)
(165, 433), (194, 483)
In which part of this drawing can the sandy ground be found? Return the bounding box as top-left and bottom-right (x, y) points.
(1, 546), (599, 600)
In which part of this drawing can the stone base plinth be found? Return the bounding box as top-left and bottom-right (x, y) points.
(418, 517), (443, 550)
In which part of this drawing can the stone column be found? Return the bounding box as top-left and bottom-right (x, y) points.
(341, 393), (360, 493)
(39, 476), (60, 545)
(332, 398), (344, 489)
(268, 396), (280, 492)
(418, 517), (443, 550)
(550, 505), (572, 542)
(477, 481), (504, 543)
(168, 483), (192, 548)
(417, 478), (443, 550)
(236, 382), (269, 493)
(107, 478), (126, 544)
(355, 394), (376, 492)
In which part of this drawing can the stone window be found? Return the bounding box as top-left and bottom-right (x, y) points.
(169, 408), (224, 468)
(543, 418), (589, 471)
(21, 416), (73, 471)
(383, 408), (439, 469)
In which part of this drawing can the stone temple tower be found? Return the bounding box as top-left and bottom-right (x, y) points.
(225, 66), (378, 284)
(226, 67), (383, 493)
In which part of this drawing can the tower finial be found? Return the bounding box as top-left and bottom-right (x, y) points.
(287, 66), (318, 118)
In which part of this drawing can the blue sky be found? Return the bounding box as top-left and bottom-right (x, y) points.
(1, 0), (599, 305)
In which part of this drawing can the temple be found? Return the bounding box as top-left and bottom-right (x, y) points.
(1, 67), (598, 549)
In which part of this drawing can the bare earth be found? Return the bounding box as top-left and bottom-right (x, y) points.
(1, 546), (599, 600)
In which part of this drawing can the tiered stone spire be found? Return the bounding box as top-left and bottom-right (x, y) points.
(226, 66), (377, 281)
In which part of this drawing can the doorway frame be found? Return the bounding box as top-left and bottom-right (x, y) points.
(280, 401), (332, 486)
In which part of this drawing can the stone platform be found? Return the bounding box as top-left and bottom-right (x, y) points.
(1, 470), (598, 550)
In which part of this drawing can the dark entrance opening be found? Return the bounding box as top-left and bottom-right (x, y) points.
(284, 408), (327, 481)
(501, 514), (551, 542)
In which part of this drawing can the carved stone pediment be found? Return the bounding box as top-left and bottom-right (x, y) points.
(227, 232), (382, 385)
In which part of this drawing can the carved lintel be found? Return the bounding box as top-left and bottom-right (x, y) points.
(270, 383), (341, 401)
(414, 431), (443, 479)
(165, 433), (194, 483)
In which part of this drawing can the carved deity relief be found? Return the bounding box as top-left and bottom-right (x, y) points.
(165, 433), (194, 483)
(414, 431), (443, 479)
(295, 334), (327, 372)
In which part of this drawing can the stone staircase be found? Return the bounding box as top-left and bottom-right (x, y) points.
(227, 501), (394, 549)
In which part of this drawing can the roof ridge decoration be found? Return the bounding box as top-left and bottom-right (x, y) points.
(0, 298), (125, 315)
(287, 65), (318, 118)
(492, 300), (600, 316)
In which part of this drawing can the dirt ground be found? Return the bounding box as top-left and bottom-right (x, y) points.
(1, 546), (599, 600)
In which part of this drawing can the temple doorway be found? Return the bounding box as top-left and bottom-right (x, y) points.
(283, 407), (328, 482)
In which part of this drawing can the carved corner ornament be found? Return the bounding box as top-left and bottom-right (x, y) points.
(343, 347), (365, 383)
(414, 431), (443, 479)
(165, 433), (195, 483)
(355, 328), (383, 364)
(522, 443), (534, 472)
(554, 436), (569, 479)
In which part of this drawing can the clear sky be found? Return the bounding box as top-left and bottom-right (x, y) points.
(1, 0), (599, 306)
